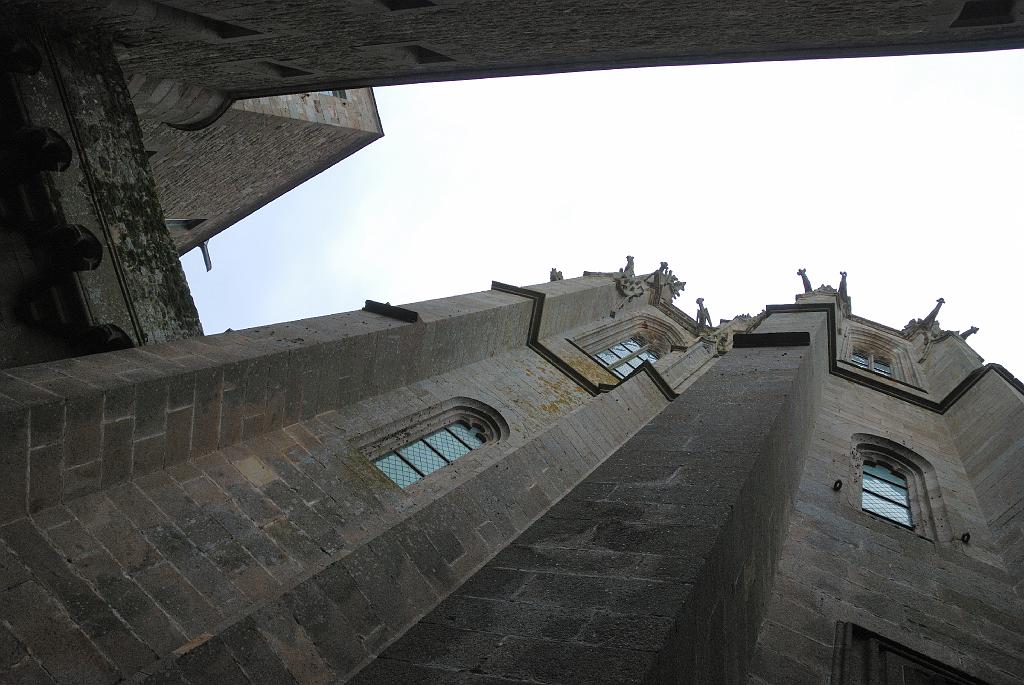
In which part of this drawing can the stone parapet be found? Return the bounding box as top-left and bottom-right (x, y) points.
(0, 289), (532, 522)
(0, 267), (726, 683)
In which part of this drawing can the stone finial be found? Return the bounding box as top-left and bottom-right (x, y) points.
(696, 297), (713, 329)
(960, 326), (979, 340)
(921, 297), (945, 330)
(839, 271), (848, 300)
(797, 268), (812, 294)
(549, 268), (563, 281)
(650, 261), (685, 300)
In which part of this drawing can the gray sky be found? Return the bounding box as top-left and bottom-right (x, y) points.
(181, 49), (1023, 375)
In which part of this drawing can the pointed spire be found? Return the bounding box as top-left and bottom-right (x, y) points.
(960, 326), (979, 340)
(921, 298), (945, 330)
(797, 268), (812, 294)
(651, 261), (684, 300)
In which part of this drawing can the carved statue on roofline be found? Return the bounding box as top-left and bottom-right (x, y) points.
(620, 255), (635, 278)
(614, 255), (644, 300)
(645, 261), (685, 301)
(549, 268), (563, 281)
(696, 297), (713, 329)
(797, 268), (812, 294)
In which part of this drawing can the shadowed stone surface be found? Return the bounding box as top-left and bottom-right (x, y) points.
(352, 339), (819, 683)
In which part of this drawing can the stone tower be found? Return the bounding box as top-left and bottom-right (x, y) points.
(0, 261), (1019, 683)
(3, 2), (1024, 681)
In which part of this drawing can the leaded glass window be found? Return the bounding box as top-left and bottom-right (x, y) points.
(862, 462), (913, 528)
(374, 421), (488, 488)
(595, 336), (660, 379)
(851, 348), (897, 379)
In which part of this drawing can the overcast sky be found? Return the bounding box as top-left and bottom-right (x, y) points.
(181, 49), (1024, 374)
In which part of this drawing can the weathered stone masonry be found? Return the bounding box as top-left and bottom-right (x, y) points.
(0, 272), (723, 683)
(0, 267), (1022, 684)
(2, 26), (202, 371)
(11, 0), (1024, 110)
(351, 329), (823, 684)
(746, 303), (1024, 685)
(144, 89), (383, 255)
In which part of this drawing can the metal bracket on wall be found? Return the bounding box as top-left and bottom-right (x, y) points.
(362, 299), (420, 323)
(199, 241), (212, 272)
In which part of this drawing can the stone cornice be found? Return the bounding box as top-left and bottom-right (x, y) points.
(765, 303), (1022, 414)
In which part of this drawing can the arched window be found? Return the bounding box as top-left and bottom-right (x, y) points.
(374, 420), (489, 488)
(594, 336), (660, 379)
(850, 348), (894, 378)
(356, 398), (508, 490)
(571, 313), (689, 382)
(841, 326), (921, 386)
(861, 462), (912, 527)
(847, 434), (952, 541)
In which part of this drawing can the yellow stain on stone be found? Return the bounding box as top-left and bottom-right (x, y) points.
(233, 456), (278, 487)
(535, 365), (587, 416)
(564, 350), (618, 386)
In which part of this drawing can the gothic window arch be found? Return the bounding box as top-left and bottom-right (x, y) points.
(861, 462), (913, 527)
(573, 313), (689, 379)
(850, 348), (894, 378)
(357, 398), (508, 489)
(594, 336), (660, 379)
(841, 327), (920, 386)
(846, 434), (951, 541)
(374, 420), (490, 487)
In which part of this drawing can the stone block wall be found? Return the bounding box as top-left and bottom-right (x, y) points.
(143, 89), (383, 254)
(2, 25), (201, 367)
(947, 371), (1024, 595)
(747, 311), (1024, 685)
(3, 273), (1018, 683)
(0, 288), (534, 522)
(920, 333), (986, 399)
(0, 275), (712, 683)
(13, 0), (1024, 101)
(349, 331), (820, 684)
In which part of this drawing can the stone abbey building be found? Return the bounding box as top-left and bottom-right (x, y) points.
(2, 1), (1024, 683)
(0, 261), (1020, 684)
